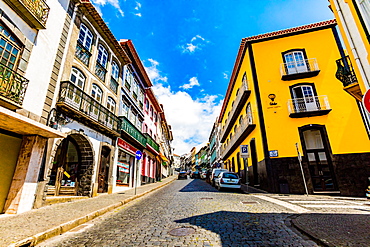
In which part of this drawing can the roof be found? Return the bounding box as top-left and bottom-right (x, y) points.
(146, 88), (162, 112)
(218, 19), (337, 122)
(79, 0), (131, 65)
(120, 40), (153, 88)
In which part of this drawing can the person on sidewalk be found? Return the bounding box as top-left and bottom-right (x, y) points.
(366, 186), (370, 200)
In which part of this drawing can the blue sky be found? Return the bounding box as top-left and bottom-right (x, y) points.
(92, 0), (334, 155)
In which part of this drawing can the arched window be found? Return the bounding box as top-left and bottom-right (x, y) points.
(246, 103), (253, 124)
(92, 84), (103, 102)
(239, 115), (243, 124)
(78, 23), (93, 51)
(107, 96), (116, 112)
(111, 61), (119, 80)
(70, 67), (85, 89)
(0, 22), (22, 70)
(97, 44), (108, 68)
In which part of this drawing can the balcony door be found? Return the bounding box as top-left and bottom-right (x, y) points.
(300, 126), (337, 192)
(284, 51), (308, 74)
(292, 85), (318, 112)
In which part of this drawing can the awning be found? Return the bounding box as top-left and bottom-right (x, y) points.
(159, 153), (169, 162)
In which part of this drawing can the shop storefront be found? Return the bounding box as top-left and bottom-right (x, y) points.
(116, 138), (139, 188)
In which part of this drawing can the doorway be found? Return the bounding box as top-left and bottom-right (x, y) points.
(284, 51), (308, 74)
(300, 126), (337, 192)
(97, 146), (111, 193)
(292, 85), (318, 112)
(250, 139), (259, 186)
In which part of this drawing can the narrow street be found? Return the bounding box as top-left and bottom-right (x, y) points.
(40, 179), (318, 247)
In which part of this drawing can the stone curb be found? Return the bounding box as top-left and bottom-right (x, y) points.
(290, 215), (331, 247)
(10, 177), (177, 247)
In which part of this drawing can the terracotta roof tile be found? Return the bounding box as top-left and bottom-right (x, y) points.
(242, 19), (336, 43)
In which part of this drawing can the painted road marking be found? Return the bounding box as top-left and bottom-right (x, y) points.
(289, 201), (345, 204)
(253, 195), (310, 213)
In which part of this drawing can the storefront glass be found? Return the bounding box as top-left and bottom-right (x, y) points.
(117, 150), (132, 185)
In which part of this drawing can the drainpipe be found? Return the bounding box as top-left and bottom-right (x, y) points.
(333, 0), (370, 89)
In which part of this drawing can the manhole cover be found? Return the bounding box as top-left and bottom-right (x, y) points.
(200, 197), (213, 200)
(168, 227), (196, 236)
(241, 201), (258, 204)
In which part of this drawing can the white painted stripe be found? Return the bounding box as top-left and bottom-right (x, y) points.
(289, 201), (345, 204)
(253, 195), (310, 213)
(302, 205), (370, 209)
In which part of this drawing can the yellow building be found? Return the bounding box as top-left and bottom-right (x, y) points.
(329, 0), (370, 136)
(219, 20), (370, 196)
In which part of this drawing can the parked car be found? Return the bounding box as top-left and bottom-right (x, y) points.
(178, 171), (188, 179)
(200, 169), (207, 179)
(190, 170), (200, 179)
(214, 172), (241, 191)
(210, 168), (228, 186)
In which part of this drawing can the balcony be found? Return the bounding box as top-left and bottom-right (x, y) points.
(5, 0), (49, 29)
(119, 116), (146, 148)
(221, 112), (255, 159)
(0, 64), (29, 109)
(145, 133), (160, 153)
(335, 56), (362, 101)
(95, 62), (107, 82)
(57, 81), (120, 136)
(220, 80), (251, 142)
(280, 58), (320, 81)
(75, 41), (92, 66)
(287, 95), (331, 118)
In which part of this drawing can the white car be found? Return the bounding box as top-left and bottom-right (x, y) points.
(210, 168), (228, 186)
(215, 172), (242, 191)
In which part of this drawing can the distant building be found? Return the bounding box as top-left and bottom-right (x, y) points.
(219, 20), (370, 196)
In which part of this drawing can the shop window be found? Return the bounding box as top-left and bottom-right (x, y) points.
(117, 150), (131, 185)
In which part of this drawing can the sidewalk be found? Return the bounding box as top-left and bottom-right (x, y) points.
(0, 176), (177, 247)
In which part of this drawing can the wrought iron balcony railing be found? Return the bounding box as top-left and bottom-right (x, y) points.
(145, 133), (160, 152)
(280, 58), (320, 80)
(8, 0), (50, 29)
(221, 112), (255, 159)
(0, 63), (29, 107)
(75, 41), (92, 66)
(220, 80), (251, 142)
(57, 81), (120, 134)
(95, 62), (107, 81)
(335, 56), (358, 87)
(119, 116), (147, 147)
(287, 95), (331, 118)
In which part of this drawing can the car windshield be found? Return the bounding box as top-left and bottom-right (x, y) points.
(214, 170), (226, 176)
(223, 173), (238, 179)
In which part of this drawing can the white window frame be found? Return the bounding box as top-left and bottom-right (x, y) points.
(78, 23), (93, 51)
(356, 0), (370, 33)
(111, 61), (119, 80)
(97, 44), (108, 68)
(92, 83), (103, 102)
(70, 67), (85, 89)
(107, 96), (116, 113)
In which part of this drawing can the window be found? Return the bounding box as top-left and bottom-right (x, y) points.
(145, 98), (149, 111)
(154, 113), (158, 123)
(137, 119), (142, 130)
(125, 69), (133, 90)
(143, 124), (148, 133)
(91, 84), (103, 102)
(0, 23), (21, 70)
(291, 84), (318, 111)
(132, 81), (138, 100)
(150, 105), (153, 118)
(283, 50), (308, 75)
(70, 67), (85, 89)
(97, 44), (108, 68)
(78, 23), (93, 51)
(246, 103), (253, 124)
(356, 0), (370, 33)
(111, 61), (119, 80)
(149, 129), (153, 137)
(242, 72), (247, 85)
(107, 97), (116, 112)
(154, 134), (157, 141)
(122, 100), (129, 117)
(239, 115), (243, 124)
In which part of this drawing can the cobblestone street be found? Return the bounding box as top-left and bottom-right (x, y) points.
(40, 179), (318, 247)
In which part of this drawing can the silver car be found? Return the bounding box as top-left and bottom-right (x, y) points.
(210, 168), (228, 186)
(215, 172), (241, 191)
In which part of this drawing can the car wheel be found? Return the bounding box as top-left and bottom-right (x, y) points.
(217, 185), (222, 191)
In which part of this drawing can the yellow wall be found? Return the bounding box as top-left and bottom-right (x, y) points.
(252, 27), (369, 157)
(0, 133), (22, 212)
(329, 0), (370, 93)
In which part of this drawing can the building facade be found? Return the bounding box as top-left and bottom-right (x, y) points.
(0, 0), (68, 214)
(329, 0), (370, 135)
(219, 20), (370, 196)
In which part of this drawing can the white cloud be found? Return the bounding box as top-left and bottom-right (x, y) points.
(223, 72), (229, 79)
(91, 0), (124, 17)
(133, 1), (142, 17)
(153, 83), (222, 155)
(180, 77), (200, 89)
(181, 35), (208, 53)
(135, 13), (142, 17)
(144, 59), (168, 83)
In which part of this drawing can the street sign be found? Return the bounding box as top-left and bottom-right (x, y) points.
(363, 89), (370, 113)
(135, 150), (142, 160)
(240, 145), (249, 158)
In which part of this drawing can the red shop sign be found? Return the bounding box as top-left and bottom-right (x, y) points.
(363, 89), (370, 114)
(117, 138), (137, 155)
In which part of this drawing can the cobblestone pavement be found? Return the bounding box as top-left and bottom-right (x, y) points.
(40, 179), (318, 247)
